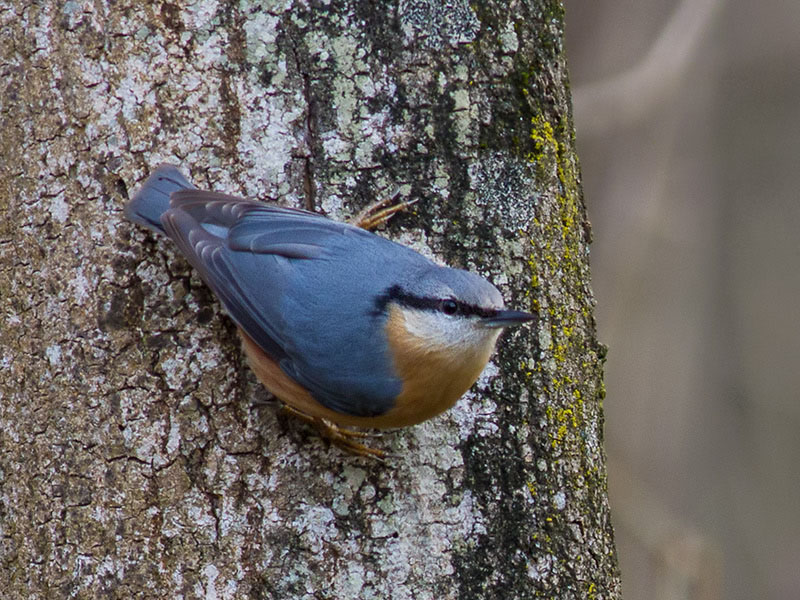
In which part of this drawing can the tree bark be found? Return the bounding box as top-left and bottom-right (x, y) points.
(0, 1), (620, 598)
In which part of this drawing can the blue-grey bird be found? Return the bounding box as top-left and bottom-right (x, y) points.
(125, 165), (534, 444)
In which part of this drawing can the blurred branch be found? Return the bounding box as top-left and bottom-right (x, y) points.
(573, 0), (724, 136)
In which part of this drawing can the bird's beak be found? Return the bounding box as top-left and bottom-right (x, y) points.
(480, 309), (537, 329)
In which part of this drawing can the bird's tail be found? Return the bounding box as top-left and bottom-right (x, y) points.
(124, 164), (196, 235)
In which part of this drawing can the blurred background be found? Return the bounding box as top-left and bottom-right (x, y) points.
(563, 0), (800, 598)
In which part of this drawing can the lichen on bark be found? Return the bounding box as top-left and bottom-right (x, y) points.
(0, 1), (620, 598)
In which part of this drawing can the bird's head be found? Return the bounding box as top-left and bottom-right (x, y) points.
(378, 267), (535, 357)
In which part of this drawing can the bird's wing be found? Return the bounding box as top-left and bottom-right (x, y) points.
(160, 193), (402, 417)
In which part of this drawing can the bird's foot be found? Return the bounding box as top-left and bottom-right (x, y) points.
(349, 191), (417, 231)
(279, 404), (392, 460)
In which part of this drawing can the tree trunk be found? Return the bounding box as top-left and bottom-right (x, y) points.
(0, 1), (620, 598)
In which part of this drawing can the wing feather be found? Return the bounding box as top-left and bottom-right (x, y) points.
(159, 194), (405, 417)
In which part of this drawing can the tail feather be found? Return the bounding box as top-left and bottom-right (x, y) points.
(125, 164), (195, 235)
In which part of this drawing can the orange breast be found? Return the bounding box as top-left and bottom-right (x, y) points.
(377, 305), (496, 427)
(239, 306), (495, 430)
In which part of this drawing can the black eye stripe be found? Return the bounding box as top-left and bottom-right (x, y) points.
(373, 285), (496, 319)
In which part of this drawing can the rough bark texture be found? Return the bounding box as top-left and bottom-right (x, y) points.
(0, 1), (620, 598)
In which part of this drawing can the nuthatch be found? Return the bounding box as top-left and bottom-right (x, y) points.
(125, 165), (535, 455)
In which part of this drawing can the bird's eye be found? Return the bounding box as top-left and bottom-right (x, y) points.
(440, 299), (459, 315)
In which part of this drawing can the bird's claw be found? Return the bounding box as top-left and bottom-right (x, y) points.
(350, 191), (418, 231)
(279, 405), (391, 460)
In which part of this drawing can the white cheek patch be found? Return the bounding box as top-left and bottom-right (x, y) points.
(401, 308), (448, 343)
(399, 308), (501, 352)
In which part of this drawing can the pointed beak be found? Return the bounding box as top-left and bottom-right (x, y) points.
(480, 309), (537, 329)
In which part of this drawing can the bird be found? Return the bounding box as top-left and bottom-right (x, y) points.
(125, 165), (535, 456)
